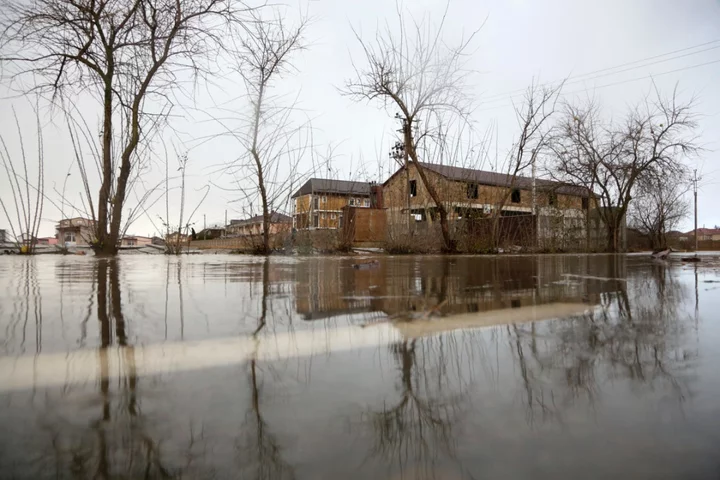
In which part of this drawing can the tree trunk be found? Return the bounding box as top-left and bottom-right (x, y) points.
(106, 151), (132, 255)
(96, 78), (114, 253)
(404, 127), (455, 252)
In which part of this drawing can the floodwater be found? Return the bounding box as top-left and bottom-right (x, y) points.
(1, 254), (719, 479)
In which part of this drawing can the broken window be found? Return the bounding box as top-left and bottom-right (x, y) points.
(511, 189), (521, 203)
(467, 183), (479, 199)
(409, 180), (417, 197)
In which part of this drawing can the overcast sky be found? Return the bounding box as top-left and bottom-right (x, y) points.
(1, 0), (719, 238)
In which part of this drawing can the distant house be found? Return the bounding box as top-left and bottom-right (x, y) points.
(195, 227), (225, 240)
(151, 236), (166, 246)
(56, 217), (97, 247)
(120, 235), (152, 247)
(685, 228), (720, 241)
(36, 237), (59, 246)
(166, 232), (190, 246)
(292, 178), (374, 230)
(227, 212), (292, 237)
(0, 229), (6, 244)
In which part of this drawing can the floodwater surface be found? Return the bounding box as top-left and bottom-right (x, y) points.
(1, 254), (719, 479)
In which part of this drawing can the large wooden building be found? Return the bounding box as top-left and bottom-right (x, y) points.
(292, 178), (376, 230)
(383, 162), (594, 248)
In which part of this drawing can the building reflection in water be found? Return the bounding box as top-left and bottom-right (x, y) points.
(0, 255), (708, 479)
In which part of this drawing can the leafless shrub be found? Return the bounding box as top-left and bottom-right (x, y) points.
(0, 108), (45, 254)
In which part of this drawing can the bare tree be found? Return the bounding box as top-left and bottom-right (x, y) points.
(223, 11), (307, 254)
(1, 0), (257, 255)
(0, 109), (45, 254)
(344, 2), (481, 252)
(547, 86), (698, 252)
(629, 170), (690, 250)
(488, 81), (562, 250)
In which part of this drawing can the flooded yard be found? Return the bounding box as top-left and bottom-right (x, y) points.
(1, 254), (720, 479)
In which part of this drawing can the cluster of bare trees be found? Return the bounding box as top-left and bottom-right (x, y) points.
(1, 0), (258, 254)
(344, 3), (698, 252)
(1, 0), (700, 255)
(548, 88), (698, 251)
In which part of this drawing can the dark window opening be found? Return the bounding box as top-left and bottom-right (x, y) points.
(549, 192), (557, 207)
(511, 189), (521, 203)
(313, 196), (319, 209)
(582, 197), (589, 210)
(409, 180), (417, 197)
(313, 214), (319, 228)
(511, 299), (521, 309)
(467, 183), (479, 199)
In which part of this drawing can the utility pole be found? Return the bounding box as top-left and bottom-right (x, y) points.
(531, 149), (537, 249)
(203, 214), (206, 231)
(693, 169), (700, 253)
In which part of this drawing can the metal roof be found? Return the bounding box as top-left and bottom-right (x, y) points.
(387, 162), (590, 197)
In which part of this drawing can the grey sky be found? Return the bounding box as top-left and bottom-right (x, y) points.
(1, 0), (719, 238)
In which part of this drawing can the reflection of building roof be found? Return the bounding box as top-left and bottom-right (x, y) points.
(386, 162), (590, 197)
(291, 178), (372, 198)
(229, 212), (292, 226)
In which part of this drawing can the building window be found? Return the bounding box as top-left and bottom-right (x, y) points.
(314, 196), (319, 209)
(349, 198), (355, 206)
(321, 213), (326, 219)
(322, 196), (327, 203)
(548, 191), (557, 207)
(511, 189), (521, 203)
(313, 214), (319, 228)
(331, 213), (336, 220)
(409, 180), (417, 197)
(582, 197), (589, 210)
(63, 232), (76, 243)
(363, 198), (370, 207)
(467, 183), (478, 199)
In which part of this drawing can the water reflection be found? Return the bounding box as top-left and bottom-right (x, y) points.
(0, 254), (717, 478)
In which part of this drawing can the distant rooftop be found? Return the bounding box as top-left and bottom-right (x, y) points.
(229, 212), (292, 226)
(291, 178), (372, 198)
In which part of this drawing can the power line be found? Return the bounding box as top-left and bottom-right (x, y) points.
(476, 57), (720, 113)
(481, 39), (720, 103)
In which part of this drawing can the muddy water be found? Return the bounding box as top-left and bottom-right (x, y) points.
(1, 254), (719, 479)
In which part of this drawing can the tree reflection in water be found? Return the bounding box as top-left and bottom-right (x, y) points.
(236, 257), (295, 480)
(36, 260), (210, 479)
(507, 258), (696, 425)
